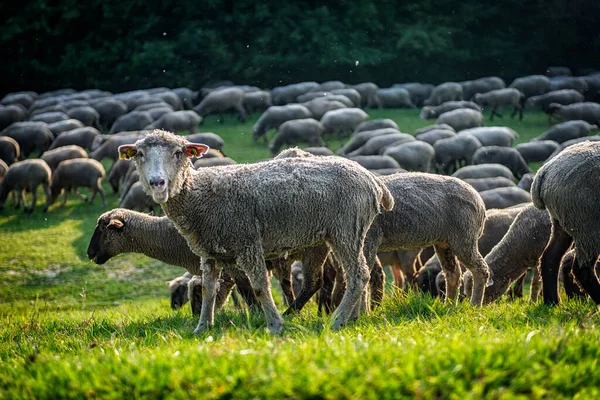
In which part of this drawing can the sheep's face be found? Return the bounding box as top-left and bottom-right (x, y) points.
(87, 212), (126, 264)
(167, 277), (190, 310)
(419, 107), (434, 119)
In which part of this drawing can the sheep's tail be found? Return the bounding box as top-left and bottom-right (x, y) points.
(377, 179), (395, 211)
(530, 167), (546, 210)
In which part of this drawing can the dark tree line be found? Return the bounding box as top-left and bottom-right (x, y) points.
(1, 0), (599, 95)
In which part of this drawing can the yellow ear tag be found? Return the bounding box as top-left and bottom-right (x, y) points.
(190, 148), (198, 157)
(127, 148), (136, 158)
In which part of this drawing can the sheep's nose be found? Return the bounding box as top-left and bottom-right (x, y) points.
(149, 178), (165, 188)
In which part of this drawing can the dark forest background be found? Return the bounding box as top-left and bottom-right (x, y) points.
(1, 0), (599, 95)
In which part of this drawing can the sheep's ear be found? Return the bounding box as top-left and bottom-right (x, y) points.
(107, 219), (124, 229)
(118, 145), (137, 160)
(185, 143), (210, 158)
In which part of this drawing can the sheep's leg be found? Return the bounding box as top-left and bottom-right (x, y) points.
(529, 267), (542, 302)
(492, 108), (503, 119)
(24, 184), (38, 214)
(368, 257), (385, 309)
(270, 258), (295, 306)
(508, 273), (526, 300)
(215, 271), (235, 310)
(318, 259), (336, 314)
(237, 250), (283, 335)
(193, 259), (222, 334)
(331, 255), (346, 310)
(540, 220), (573, 305)
(561, 258), (587, 299)
(390, 262), (405, 290)
(434, 243), (461, 305)
(61, 188), (69, 207)
(284, 245), (328, 315)
(398, 250), (421, 290)
(227, 267), (260, 309)
(91, 181), (107, 207)
(235, 104), (247, 123)
(571, 253), (600, 304)
(17, 190), (26, 209)
(74, 187), (88, 201)
(452, 242), (490, 307)
(42, 183), (51, 212)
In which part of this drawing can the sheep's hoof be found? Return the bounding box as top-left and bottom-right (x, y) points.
(193, 322), (211, 335)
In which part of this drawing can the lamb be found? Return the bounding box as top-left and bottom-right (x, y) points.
(119, 181), (158, 212)
(268, 119), (325, 156)
(361, 173), (491, 305)
(472, 146), (532, 179)
(479, 187), (531, 209)
(193, 87), (246, 123)
(0, 159), (52, 213)
(300, 99), (347, 120)
(66, 106), (101, 128)
(532, 141), (600, 305)
(118, 130), (394, 334)
(473, 88), (525, 121)
(348, 155), (402, 170)
(435, 108), (483, 131)
(50, 158), (107, 207)
(336, 128), (400, 155)
(414, 129), (456, 145)
(320, 108), (369, 141)
(459, 77), (506, 100)
(29, 111), (69, 124)
(0, 104), (26, 131)
(515, 141), (560, 163)
(525, 90), (584, 122)
(48, 127), (101, 151)
(508, 75), (551, 97)
(41, 145), (89, 171)
(531, 120), (597, 143)
(46, 119), (86, 137)
(547, 102), (600, 125)
(252, 104), (312, 141)
(391, 83), (434, 107)
(1, 122), (54, 157)
(463, 177), (516, 192)
(107, 159), (131, 193)
(458, 127), (518, 147)
(354, 119), (399, 133)
(452, 164), (516, 181)
(243, 90), (272, 115)
(419, 101), (481, 119)
(350, 83), (382, 108)
(423, 82), (463, 106)
(382, 141), (435, 172)
(145, 111), (202, 133)
(375, 88), (416, 108)
(0, 136), (20, 165)
(433, 135), (482, 174)
(346, 133), (415, 157)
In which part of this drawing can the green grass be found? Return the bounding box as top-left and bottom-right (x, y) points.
(1, 109), (598, 399)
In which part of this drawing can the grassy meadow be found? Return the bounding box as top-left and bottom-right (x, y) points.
(2, 108), (599, 399)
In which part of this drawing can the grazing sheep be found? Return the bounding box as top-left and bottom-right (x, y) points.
(118, 166), (139, 204)
(525, 90), (585, 122)
(320, 108), (368, 141)
(330, 89), (362, 107)
(109, 112), (153, 134)
(515, 141), (560, 163)
(172, 87), (196, 109)
(361, 173), (491, 305)
(41, 145), (89, 171)
(336, 128), (400, 156)
(90, 133), (146, 164)
(354, 119), (399, 134)
(423, 82), (463, 106)
(435, 108), (483, 131)
(382, 141), (435, 172)
(311, 81), (346, 92)
(551, 77), (589, 94)
(473, 88), (525, 121)
(419, 101), (481, 119)
(348, 155), (402, 170)
(300, 99), (347, 120)
(0, 136), (20, 165)
(135, 102), (173, 113)
(252, 104), (312, 141)
(547, 135), (600, 159)
(92, 99), (128, 130)
(185, 133), (225, 152)
(243, 90), (272, 115)
(193, 157), (237, 168)
(48, 127), (101, 151)
(460, 77), (506, 100)
(392, 83), (434, 107)
(107, 159), (131, 193)
(346, 133), (415, 157)
(66, 106), (101, 128)
(0, 159), (8, 179)
(350, 83), (382, 108)
(1, 92), (36, 109)
(145, 111), (202, 133)
(458, 127), (518, 147)
(118, 130), (394, 333)
(269, 119), (325, 156)
(296, 93), (354, 107)
(50, 158), (107, 207)
(414, 124), (455, 135)
(472, 146), (532, 179)
(547, 102), (600, 125)
(452, 164), (516, 181)
(376, 88), (416, 109)
(29, 111), (69, 124)
(463, 176), (516, 192)
(47, 119), (86, 137)
(532, 141), (600, 305)
(0, 159), (52, 213)
(414, 129), (456, 145)
(479, 187), (531, 209)
(119, 181), (158, 212)
(302, 147), (335, 156)
(433, 135), (482, 174)
(517, 173), (535, 191)
(1, 122), (54, 157)
(271, 82), (318, 105)
(193, 87), (246, 123)
(0, 104), (26, 131)
(508, 75), (551, 97)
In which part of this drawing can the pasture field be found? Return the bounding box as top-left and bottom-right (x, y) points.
(2, 109), (599, 399)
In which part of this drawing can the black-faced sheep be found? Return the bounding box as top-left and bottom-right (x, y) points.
(473, 88), (525, 121)
(50, 158), (107, 207)
(435, 108), (483, 131)
(0, 159), (52, 213)
(252, 104), (312, 141)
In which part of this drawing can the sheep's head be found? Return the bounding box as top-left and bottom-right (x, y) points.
(473, 93), (483, 105)
(87, 209), (127, 264)
(419, 106), (434, 119)
(167, 274), (192, 310)
(118, 130), (209, 204)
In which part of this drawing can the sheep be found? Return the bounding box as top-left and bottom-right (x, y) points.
(269, 118), (325, 156)
(463, 176), (516, 192)
(336, 128), (400, 156)
(547, 135), (600, 160)
(382, 141), (435, 172)
(185, 133), (225, 152)
(517, 173), (535, 191)
(354, 119), (399, 133)
(414, 124), (455, 135)
(109, 111), (154, 134)
(546, 66), (572, 77)
(348, 155), (402, 170)
(532, 141), (600, 305)
(50, 158), (107, 207)
(0, 104), (26, 131)
(0, 122), (54, 157)
(414, 129), (456, 146)
(192, 87), (246, 123)
(459, 77), (506, 100)
(508, 75), (551, 97)
(320, 108), (368, 141)
(472, 146), (532, 179)
(48, 127), (101, 151)
(296, 93), (354, 107)
(375, 88), (416, 109)
(243, 90), (272, 115)
(452, 164), (516, 181)
(29, 111), (69, 124)
(271, 82), (318, 105)
(119, 181), (158, 212)
(391, 83), (435, 107)
(330, 89), (362, 107)
(193, 157), (237, 168)
(1, 92), (36, 109)
(107, 159), (131, 193)
(252, 104), (312, 141)
(473, 88), (525, 121)
(346, 133), (415, 157)
(171, 87), (196, 110)
(419, 101), (481, 119)
(41, 145), (89, 171)
(302, 147), (335, 156)
(311, 81), (346, 92)
(479, 187), (531, 209)
(145, 111), (202, 133)
(547, 102), (600, 125)
(90, 133), (146, 164)
(300, 99), (347, 120)
(435, 108), (483, 131)
(361, 173), (490, 305)
(525, 90), (585, 122)
(118, 130), (394, 334)
(0, 159), (8, 179)
(515, 141), (560, 163)
(46, 119), (86, 137)
(66, 106), (101, 128)
(0, 159), (52, 213)
(551, 77), (589, 94)
(433, 135), (482, 174)
(0, 136), (20, 165)
(91, 98), (128, 130)
(377, 249), (423, 290)
(457, 127), (518, 147)
(118, 167), (140, 204)
(423, 82), (463, 106)
(350, 83), (381, 108)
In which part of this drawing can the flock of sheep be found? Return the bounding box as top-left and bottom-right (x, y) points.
(1, 65), (600, 334)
